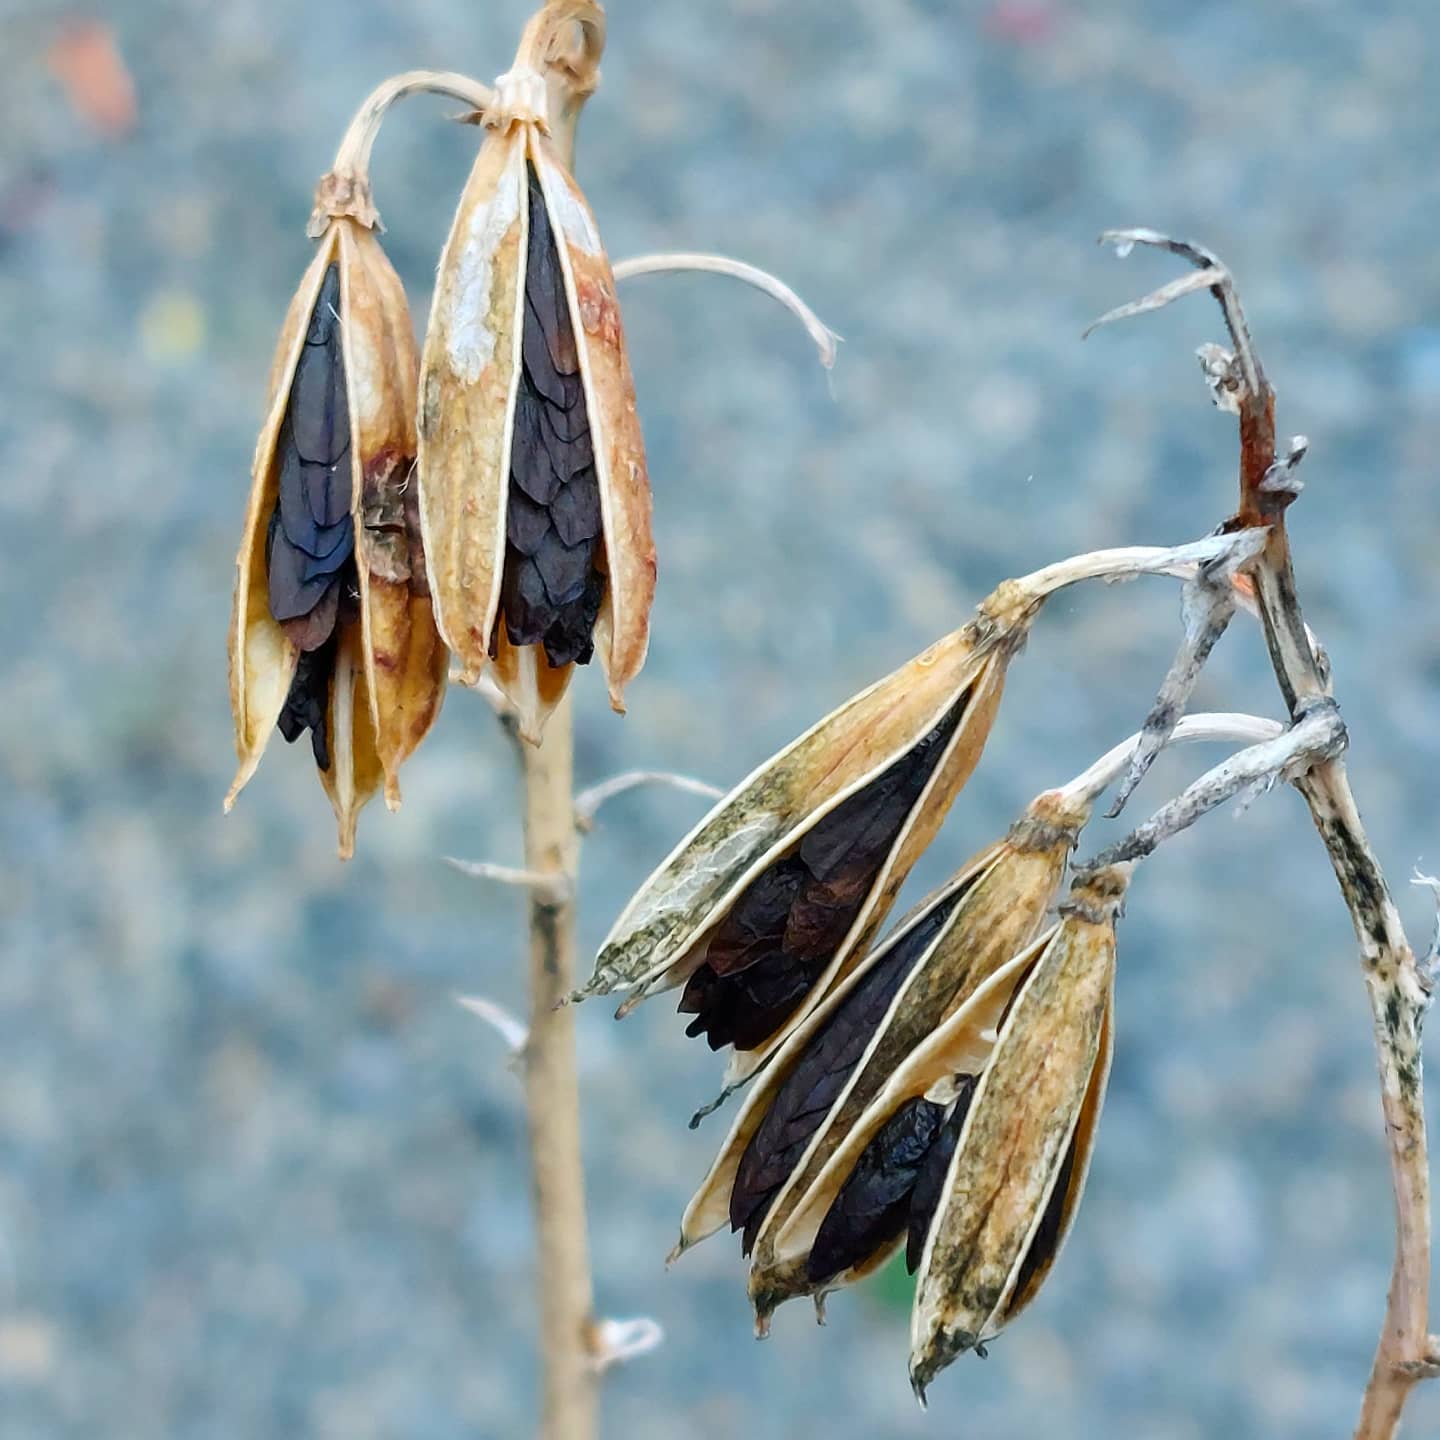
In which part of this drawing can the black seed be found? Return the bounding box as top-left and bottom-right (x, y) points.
(905, 1075), (978, 1273)
(289, 268), (349, 468)
(494, 164), (606, 670)
(506, 487), (553, 558)
(277, 631), (340, 771)
(1007, 1132), (1079, 1312)
(549, 469), (602, 546)
(533, 526), (594, 605)
(264, 261), (358, 762)
(680, 698), (969, 1053)
(807, 1096), (948, 1284)
(267, 510), (341, 625)
(726, 891), (967, 1250)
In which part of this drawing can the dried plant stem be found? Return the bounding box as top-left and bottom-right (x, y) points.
(1095, 230), (1434, 1439)
(517, 691), (598, 1440)
(308, 70), (496, 236)
(612, 252), (841, 369)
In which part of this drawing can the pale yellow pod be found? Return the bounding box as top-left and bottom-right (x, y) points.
(907, 864), (1127, 1401)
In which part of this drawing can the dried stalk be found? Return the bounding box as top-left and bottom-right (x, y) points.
(308, 70), (496, 235)
(516, 690), (599, 1440)
(1093, 230), (1437, 1439)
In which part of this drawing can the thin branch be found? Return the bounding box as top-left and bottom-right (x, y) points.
(612, 252), (841, 370)
(455, 993), (529, 1062)
(445, 856), (573, 907)
(583, 1315), (665, 1374)
(1077, 700), (1344, 870)
(309, 70), (495, 235)
(1106, 560), (1240, 817)
(574, 770), (724, 831)
(1017, 528), (1268, 600)
(1091, 229), (1433, 1440)
(1056, 711), (1284, 810)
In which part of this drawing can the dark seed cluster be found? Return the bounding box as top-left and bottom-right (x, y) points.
(267, 263), (357, 770)
(497, 164), (605, 669)
(679, 700), (968, 1052)
(807, 1094), (949, 1284)
(729, 890), (968, 1254)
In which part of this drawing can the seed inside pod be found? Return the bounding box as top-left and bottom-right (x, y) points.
(905, 1075), (978, 1273)
(1007, 1133), (1078, 1314)
(678, 700), (968, 1053)
(494, 163), (605, 670)
(806, 1094), (948, 1285)
(266, 261), (357, 770)
(728, 885), (970, 1254)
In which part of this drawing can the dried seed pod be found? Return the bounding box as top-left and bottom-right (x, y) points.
(578, 582), (1045, 1086)
(667, 785), (1082, 1319)
(228, 217), (446, 856)
(748, 932), (1045, 1327)
(417, 3), (652, 741)
(907, 864), (1128, 1401)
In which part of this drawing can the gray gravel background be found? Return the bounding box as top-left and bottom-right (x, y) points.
(4, 1), (1440, 1436)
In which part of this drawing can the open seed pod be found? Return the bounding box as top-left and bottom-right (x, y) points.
(907, 863), (1128, 1402)
(576, 580), (1045, 1090)
(735, 791), (1086, 1321)
(417, 2), (653, 741)
(228, 216), (446, 857)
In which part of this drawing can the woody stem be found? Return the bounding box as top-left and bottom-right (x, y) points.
(1096, 231), (1433, 1439)
(329, 69), (494, 182)
(517, 690), (599, 1440)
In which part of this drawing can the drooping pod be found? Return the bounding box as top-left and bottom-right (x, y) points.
(576, 580), (1046, 1090)
(227, 214), (446, 857)
(417, 2), (653, 741)
(907, 863), (1128, 1401)
(732, 793), (1085, 1325)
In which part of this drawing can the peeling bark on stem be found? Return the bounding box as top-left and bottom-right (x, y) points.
(519, 689), (599, 1440)
(1094, 230), (1434, 1440)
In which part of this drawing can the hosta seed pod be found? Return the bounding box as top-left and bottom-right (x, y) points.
(577, 581), (1045, 1088)
(750, 943), (1042, 1325)
(417, 2), (651, 741)
(228, 216), (446, 857)
(667, 789), (1081, 1279)
(907, 864), (1128, 1401)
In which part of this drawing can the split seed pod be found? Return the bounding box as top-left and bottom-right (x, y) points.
(417, 2), (653, 740)
(577, 580), (1046, 1089)
(908, 863), (1129, 1400)
(228, 210), (446, 857)
(679, 791), (1085, 1327)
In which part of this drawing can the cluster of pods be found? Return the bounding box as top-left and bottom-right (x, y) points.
(578, 584), (1132, 1396)
(228, 3), (648, 854)
(228, 0), (1143, 1400)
